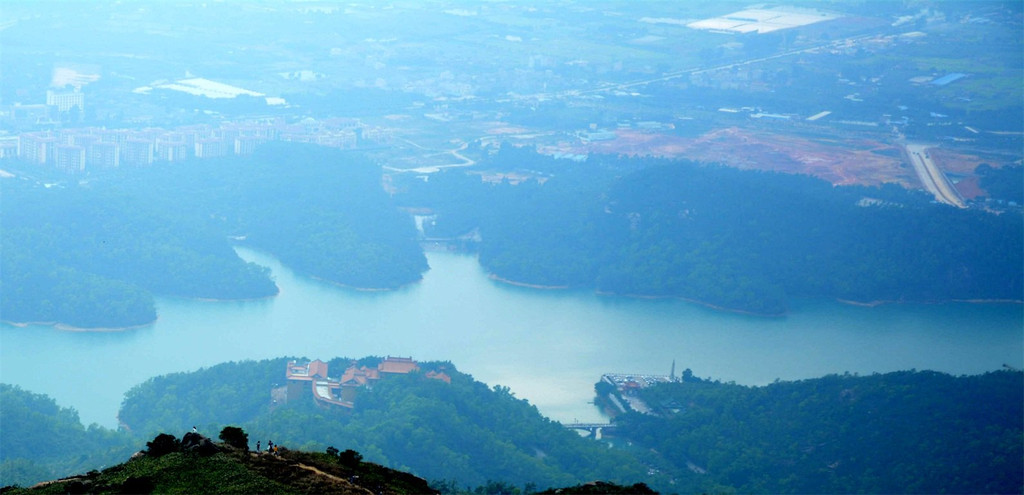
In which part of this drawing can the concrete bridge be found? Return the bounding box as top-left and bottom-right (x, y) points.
(562, 422), (618, 438)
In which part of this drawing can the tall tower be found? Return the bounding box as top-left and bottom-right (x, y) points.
(670, 359), (676, 382)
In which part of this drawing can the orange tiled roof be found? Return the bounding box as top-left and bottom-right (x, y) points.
(341, 365), (380, 384)
(287, 360), (329, 381)
(379, 357), (419, 374)
(309, 359), (329, 378)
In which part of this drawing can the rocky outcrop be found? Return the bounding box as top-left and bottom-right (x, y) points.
(181, 432), (220, 456)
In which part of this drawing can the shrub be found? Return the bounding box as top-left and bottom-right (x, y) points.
(219, 426), (249, 450)
(144, 433), (181, 457)
(338, 449), (362, 467)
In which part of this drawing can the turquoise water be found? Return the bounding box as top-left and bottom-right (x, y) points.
(2, 247), (1021, 428)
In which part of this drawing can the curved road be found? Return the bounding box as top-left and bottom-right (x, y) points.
(383, 139), (476, 174)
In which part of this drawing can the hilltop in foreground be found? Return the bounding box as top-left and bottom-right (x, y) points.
(2, 429), (650, 495)
(4, 429), (432, 495)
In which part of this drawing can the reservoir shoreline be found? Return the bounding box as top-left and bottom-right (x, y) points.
(2, 249), (1020, 429)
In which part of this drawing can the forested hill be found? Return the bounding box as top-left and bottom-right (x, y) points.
(114, 358), (651, 491)
(396, 149), (1023, 314)
(0, 179), (275, 328)
(2, 427), (438, 495)
(6, 141), (1018, 326)
(4, 365), (1020, 493)
(0, 384), (138, 487)
(1, 143), (427, 328)
(614, 369), (1024, 494)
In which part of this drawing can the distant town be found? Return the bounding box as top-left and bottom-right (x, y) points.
(3, 2), (1020, 203)
(4, 110), (393, 174)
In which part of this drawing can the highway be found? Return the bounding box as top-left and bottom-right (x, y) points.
(904, 143), (966, 208)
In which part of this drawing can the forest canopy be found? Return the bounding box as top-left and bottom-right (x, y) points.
(7, 362), (1018, 493)
(5, 143), (1020, 326)
(1, 143), (427, 328)
(396, 148), (1023, 314)
(116, 358), (649, 491)
(614, 369), (1023, 494)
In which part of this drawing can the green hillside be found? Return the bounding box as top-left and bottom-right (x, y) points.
(2, 429), (435, 495)
(115, 358), (650, 490)
(4, 362), (1020, 494)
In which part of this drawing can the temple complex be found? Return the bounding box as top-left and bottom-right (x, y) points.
(285, 356), (450, 409)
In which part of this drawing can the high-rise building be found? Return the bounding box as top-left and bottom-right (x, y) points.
(88, 142), (119, 168)
(55, 145), (86, 173)
(195, 138), (229, 158)
(155, 138), (189, 162)
(71, 133), (100, 150)
(0, 136), (19, 159)
(122, 139), (154, 166)
(19, 133), (57, 164)
(234, 136), (266, 155)
(46, 88), (85, 113)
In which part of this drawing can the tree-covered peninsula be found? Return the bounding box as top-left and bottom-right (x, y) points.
(1, 143), (427, 328)
(1, 180), (275, 328)
(105, 142), (428, 291)
(397, 148), (1023, 315)
(5, 141), (1020, 325)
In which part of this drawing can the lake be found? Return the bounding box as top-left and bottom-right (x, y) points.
(2, 247), (1021, 429)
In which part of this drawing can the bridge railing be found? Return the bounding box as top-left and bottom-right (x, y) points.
(561, 422), (617, 430)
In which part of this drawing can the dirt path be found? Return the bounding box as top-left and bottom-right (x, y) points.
(293, 463), (374, 495)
